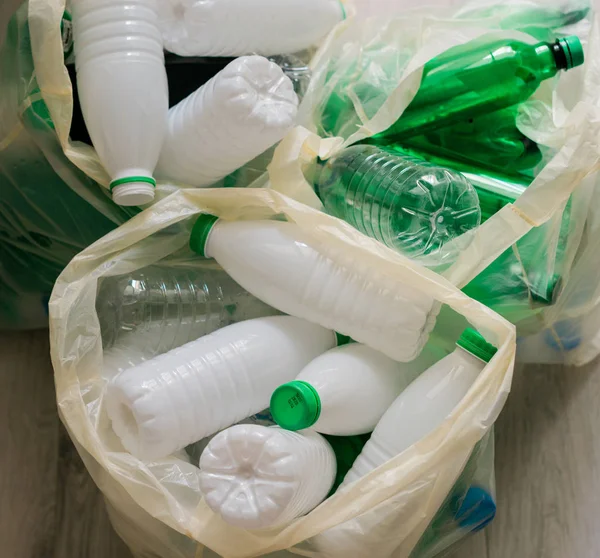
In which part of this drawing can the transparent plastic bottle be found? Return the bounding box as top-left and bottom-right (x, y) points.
(96, 265), (277, 355)
(316, 145), (481, 260)
(106, 316), (339, 460)
(73, 0), (168, 206)
(368, 35), (584, 142)
(189, 216), (439, 362)
(199, 425), (337, 529)
(155, 56), (298, 188)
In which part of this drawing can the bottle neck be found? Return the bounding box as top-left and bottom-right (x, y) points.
(533, 42), (563, 81)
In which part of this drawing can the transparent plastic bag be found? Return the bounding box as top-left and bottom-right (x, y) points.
(50, 188), (515, 558)
(0, 2), (134, 329)
(267, 0), (600, 365)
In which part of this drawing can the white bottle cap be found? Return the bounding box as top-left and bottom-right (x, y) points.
(111, 177), (156, 207)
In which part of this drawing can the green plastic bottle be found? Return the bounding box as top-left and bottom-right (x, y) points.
(390, 144), (529, 222)
(315, 145), (481, 260)
(403, 108), (543, 177)
(367, 35), (584, 143)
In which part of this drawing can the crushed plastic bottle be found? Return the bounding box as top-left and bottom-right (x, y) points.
(315, 145), (481, 261)
(155, 56), (298, 188)
(157, 0), (345, 57)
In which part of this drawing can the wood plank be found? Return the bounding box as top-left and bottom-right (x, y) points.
(485, 361), (600, 558)
(0, 330), (59, 558)
(53, 424), (133, 558)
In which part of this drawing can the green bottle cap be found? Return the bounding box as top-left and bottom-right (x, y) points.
(189, 214), (220, 257)
(270, 381), (321, 431)
(558, 36), (585, 70)
(335, 332), (351, 346)
(456, 328), (498, 363)
(531, 273), (563, 305)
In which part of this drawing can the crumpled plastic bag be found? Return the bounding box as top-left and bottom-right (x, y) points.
(0, 3), (134, 329)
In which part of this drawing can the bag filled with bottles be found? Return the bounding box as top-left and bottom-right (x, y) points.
(0, 4), (136, 329)
(35, 0), (592, 557)
(269, 0), (600, 365)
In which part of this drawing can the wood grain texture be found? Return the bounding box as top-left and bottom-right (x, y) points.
(0, 330), (132, 558)
(0, 331), (59, 558)
(452, 361), (600, 558)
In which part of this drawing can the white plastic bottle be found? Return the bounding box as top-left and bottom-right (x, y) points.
(73, 0), (168, 206)
(270, 344), (418, 435)
(199, 425), (336, 529)
(106, 316), (339, 460)
(341, 329), (497, 486)
(189, 217), (439, 362)
(311, 329), (497, 558)
(157, 0), (346, 57)
(155, 56), (298, 188)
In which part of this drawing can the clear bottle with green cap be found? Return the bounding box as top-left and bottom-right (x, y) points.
(364, 35), (584, 143)
(313, 328), (498, 556)
(270, 343), (420, 436)
(315, 144), (481, 262)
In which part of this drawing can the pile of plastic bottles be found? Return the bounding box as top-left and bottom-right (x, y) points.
(5, 0), (590, 555)
(99, 262), (497, 554)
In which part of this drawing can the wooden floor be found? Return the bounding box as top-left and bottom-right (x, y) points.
(1, 330), (599, 558)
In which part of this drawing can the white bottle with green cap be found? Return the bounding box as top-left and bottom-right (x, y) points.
(189, 216), (438, 363)
(340, 328), (498, 487)
(73, 0), (168, 207)
(270, 344), (419, 436)
(312, 329), (498, 558)
(199, 425), (336, 530)
(106, 316), (340, 460)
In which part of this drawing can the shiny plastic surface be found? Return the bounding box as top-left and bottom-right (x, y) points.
(156, 0), (345, 57)
(316, 145), (481, 262)
(96, 264), (277, 354)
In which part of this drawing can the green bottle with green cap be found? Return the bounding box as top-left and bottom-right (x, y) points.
(364, 35), (584, 143)
(402, 107), (543, 178)
(270, 343), (421, 436)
